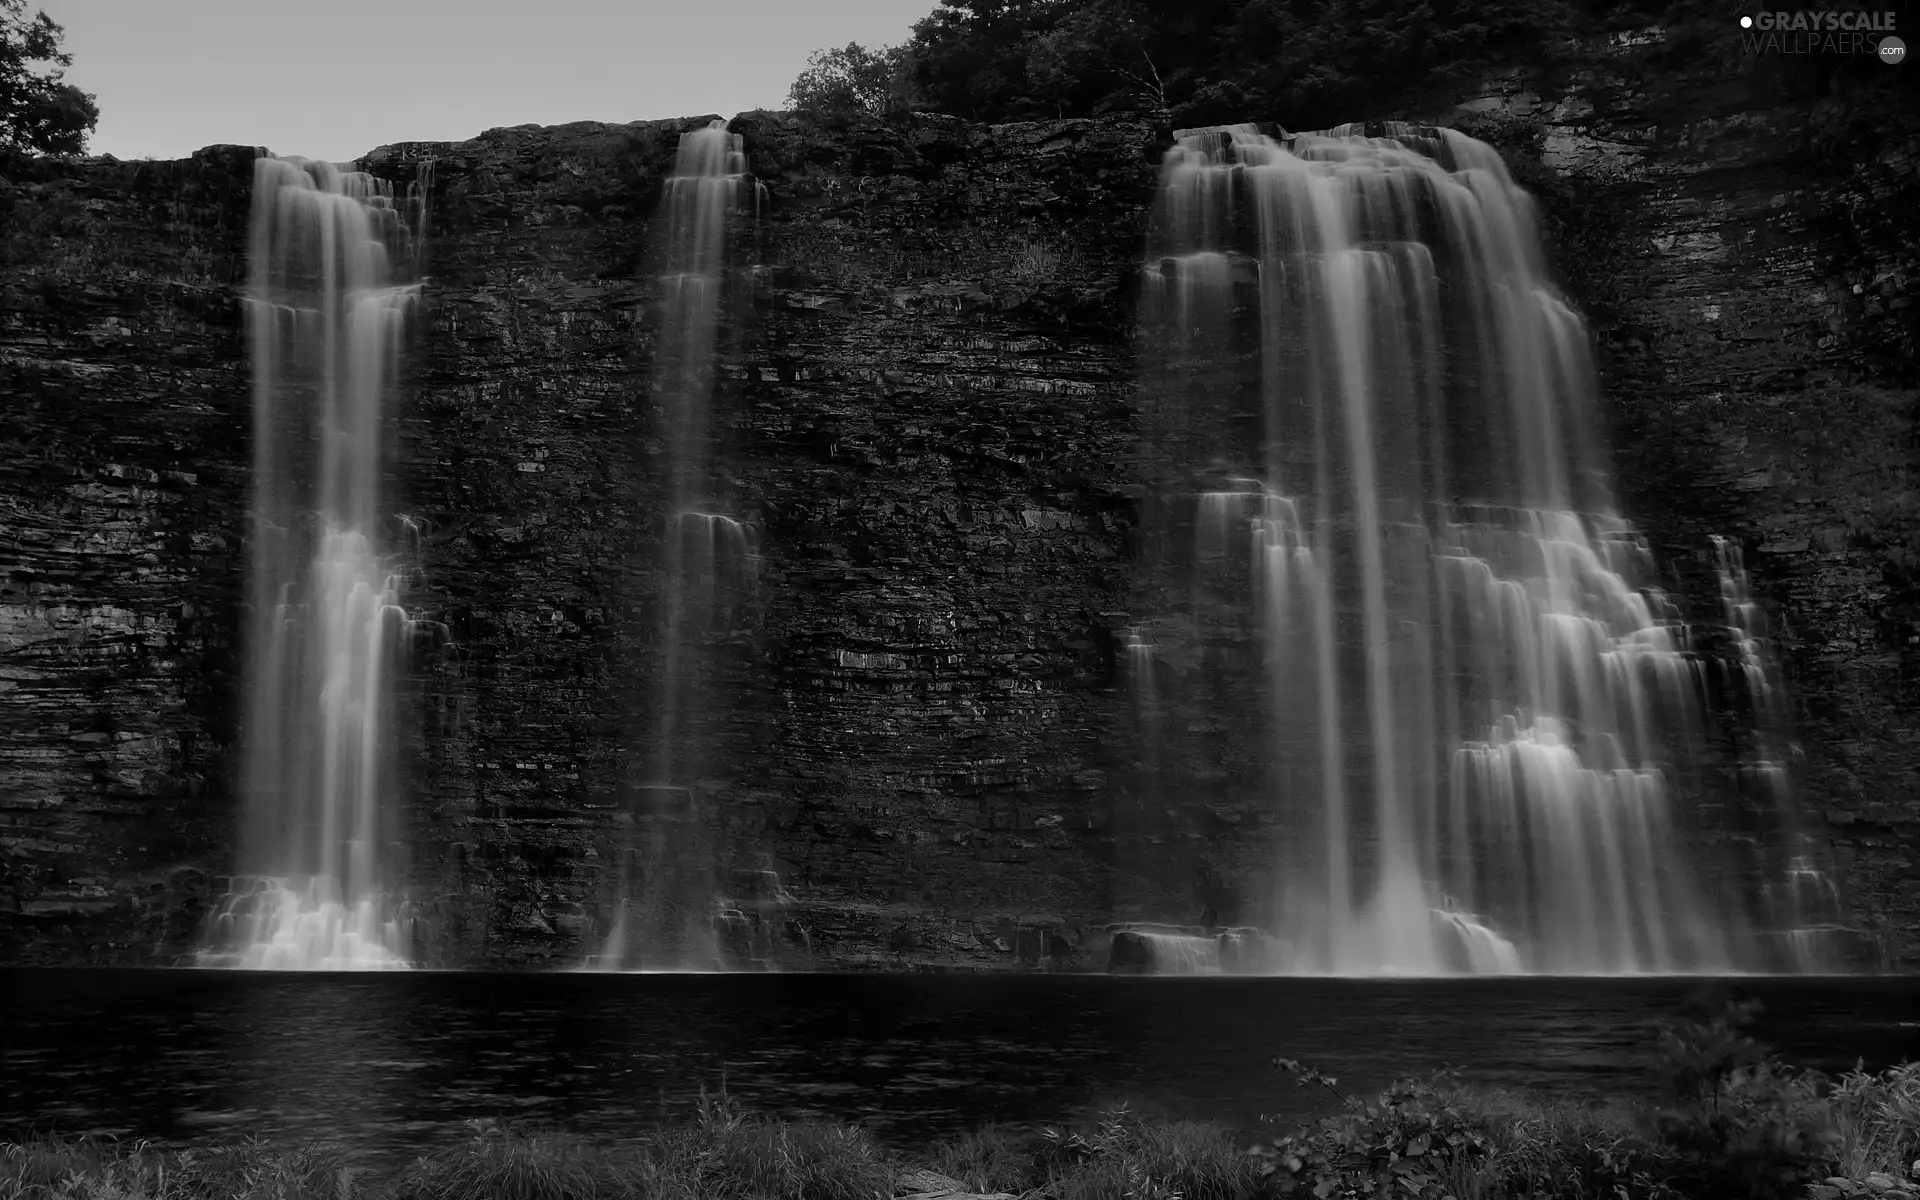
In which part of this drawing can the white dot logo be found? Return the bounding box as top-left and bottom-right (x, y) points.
(1740, 14), (1754, 27)
(1880, 35), (1907, 64)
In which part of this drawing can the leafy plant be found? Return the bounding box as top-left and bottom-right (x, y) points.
(0, 0), (96, 158)
(785, 43), (914, 117)
(1255, 1070), (1498, 1200)
(1827, 1060), (1920, 1181)
(1649, 996), (1836, 1200)
(786, 0), (1631, 130)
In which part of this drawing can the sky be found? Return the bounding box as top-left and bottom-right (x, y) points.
(34, 0), (933, 162)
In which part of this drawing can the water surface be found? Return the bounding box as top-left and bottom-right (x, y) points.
(3, 970), (1913, 1161)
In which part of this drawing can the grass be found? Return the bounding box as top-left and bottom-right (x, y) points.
(1828, 1061), (1920, 1182)
(4, 1052), (1917, 1200)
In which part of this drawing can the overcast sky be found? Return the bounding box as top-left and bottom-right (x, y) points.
(35, 0), (931, 162)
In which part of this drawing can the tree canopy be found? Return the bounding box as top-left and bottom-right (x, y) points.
(786, 0), (1658, 128)
(0, 0), (97, 157)
(786, 43), (914, 116)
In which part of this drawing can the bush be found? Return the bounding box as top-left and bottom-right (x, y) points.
(387, 1124), (655, 1200)
(1037, 1102), (1260, 1200)
(1649, 997), (1836, 1199)
(649, 1088), (893, 1200)
(1828, 1061), (1920, 1182)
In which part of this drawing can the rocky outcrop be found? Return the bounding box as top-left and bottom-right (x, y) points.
(1103, 924), (1285, 974)
(1, 22), (1915, 967)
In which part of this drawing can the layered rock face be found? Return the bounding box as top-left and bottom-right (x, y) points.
(2, 25), (1915, 967)
(1445, 32), (1920, 963)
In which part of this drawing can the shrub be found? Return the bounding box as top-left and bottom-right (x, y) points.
(1255, 1067), (1503, 1200)
(387, 1124), (655, 1200)
(1649, 997), (1836, 1199)
(1826, 1061), (1920, 1183)
(650, 1088), (893, 1200)
(1037, 1102), (1260, 1200)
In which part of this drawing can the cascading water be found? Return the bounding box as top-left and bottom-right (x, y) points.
(199, 156), (429, 970)
(1131, 122), (1828, 975)
(596, 121), (760, 971)
(1712, 536), (1852, 967)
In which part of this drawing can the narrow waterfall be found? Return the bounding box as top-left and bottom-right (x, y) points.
(200, 156), (428, 970)
(1130, 122), (1824, 975)
(596, 121), (760, 971)
(1713, 536), (1851, 967)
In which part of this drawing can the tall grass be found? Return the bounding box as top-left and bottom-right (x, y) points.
(0, 1134), (353, 1200)
(1828, 1061), (1920, 1181)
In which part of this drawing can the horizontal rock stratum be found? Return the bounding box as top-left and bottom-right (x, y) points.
(1, 27), (1916, 967)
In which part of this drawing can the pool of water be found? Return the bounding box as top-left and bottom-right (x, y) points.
(2, 970), (1915, 1161)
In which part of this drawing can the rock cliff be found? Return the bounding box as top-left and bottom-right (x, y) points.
(1, 22), (1914, 967)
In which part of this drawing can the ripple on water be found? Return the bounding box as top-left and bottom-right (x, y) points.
(1, 971), (1915, 1159)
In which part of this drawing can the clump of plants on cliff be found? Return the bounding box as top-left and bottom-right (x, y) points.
(0, 0), (96, 160)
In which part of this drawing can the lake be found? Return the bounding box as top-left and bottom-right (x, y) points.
(3, 970), (1915, 1163)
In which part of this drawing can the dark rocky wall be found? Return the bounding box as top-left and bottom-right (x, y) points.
(2, 21), (1915, 967)
(1, 149), (254, 957)
(1439, 27), (1920, 964)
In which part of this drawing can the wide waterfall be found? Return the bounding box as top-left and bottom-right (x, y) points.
(1130, 122), (1828, 975)
(595, 121), (761, 970)
(198, 157), (428, 970)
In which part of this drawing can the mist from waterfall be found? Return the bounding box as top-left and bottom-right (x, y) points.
(595, 121), (760, 971)
(199, 156), (428, 970)
(1131, 122), (1832, 975)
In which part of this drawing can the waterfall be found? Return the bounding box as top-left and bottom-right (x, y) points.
(595, 121), (759, 971)
(199, 156), (428, 970)
(1131, 122), (1827, 975)
(1714, 536), (1850, 968)
(1142, 933), (1222, 974)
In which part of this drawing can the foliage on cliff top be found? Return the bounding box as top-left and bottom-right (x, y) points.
(782, 0), (1748, 128)
(787, 43), (915, 118)
(0, 0), (95, 159)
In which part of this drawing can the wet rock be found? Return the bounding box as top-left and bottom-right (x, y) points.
(1108, 929), (1155, 973)
(2, 26), (1917, 966)
(1217, 927), (1287, 973)
(895, 1167), (1018, 1199)
(1107, 926), (1221, 974)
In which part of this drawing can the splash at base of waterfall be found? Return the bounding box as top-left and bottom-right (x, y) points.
(196, 876), (411, 970)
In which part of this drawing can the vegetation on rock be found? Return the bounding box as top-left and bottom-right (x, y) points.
(0, 0), (95, 159)
(782, 0), (1740, 128)
(786, 43), (915, 117)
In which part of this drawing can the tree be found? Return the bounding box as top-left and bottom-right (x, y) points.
(786, 42), (914, 116)
(0, 0), (97, 157)
(890, 0), (1592, 127)
(905, 0), (1058, 121)
(1024, 0), (1176, 116)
